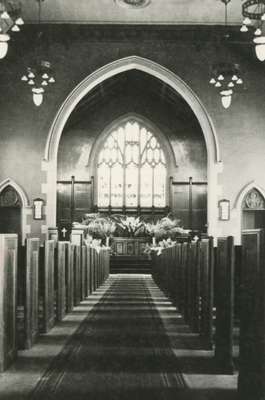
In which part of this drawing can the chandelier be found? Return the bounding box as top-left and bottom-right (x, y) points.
(21, 61), (55, 106)
(209, 0), (244, 109)
(21, 0), (55, 107)
(0, 0), (24, 59)
(209, 63), (243, 108)
(240, 0), (265, 61)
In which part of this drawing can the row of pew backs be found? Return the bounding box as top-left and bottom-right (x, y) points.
(152, 229), (265, 400)
(0, 234), (110, 372)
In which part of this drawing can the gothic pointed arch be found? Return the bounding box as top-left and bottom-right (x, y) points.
(0, 178), (30, 207)
(88, 113), (176, 173)
(0, 178), (31, 242)
(232, 181), (265, 236)
(44, 56), (220, 164)
(43, 56), (222, 237)
(89, 113), (173, 209)
(234, 181), (265, 211)
(242, 188), (265, 210)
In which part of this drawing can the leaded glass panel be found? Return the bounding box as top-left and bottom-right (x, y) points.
(97, 119), (167, 208)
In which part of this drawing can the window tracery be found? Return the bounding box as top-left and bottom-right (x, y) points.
(243, 188), (265, 210)
(0, 185), (22, 208)
(97, 120), (167, 209)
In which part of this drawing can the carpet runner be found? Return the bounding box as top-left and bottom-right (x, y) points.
(30, 275), (189, 400)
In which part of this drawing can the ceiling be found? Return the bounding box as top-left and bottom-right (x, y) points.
(22, 0), (242, 26)
(66, 70), (199, 130)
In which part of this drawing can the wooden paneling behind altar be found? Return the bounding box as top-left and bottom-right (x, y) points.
(112, 237), (148, 256)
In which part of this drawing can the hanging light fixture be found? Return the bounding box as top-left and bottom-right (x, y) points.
(209, 0), (244, 109)
(0, 0), (24, 59)
(21, 0), (56, 107)
(241, 0), (265, 61)
(21, 61), (55, 106)
(209, 62), (244, 109)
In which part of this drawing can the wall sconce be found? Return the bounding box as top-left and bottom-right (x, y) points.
(33, 198), (44, 220)
(219, 199), (230, 221)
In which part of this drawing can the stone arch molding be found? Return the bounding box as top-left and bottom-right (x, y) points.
(45, 56), (220, 164)
(0, 178), (31, 242)
(0, 178), (30, 207)
(234, 180), (265, 211)
(43, 55), (222, 237)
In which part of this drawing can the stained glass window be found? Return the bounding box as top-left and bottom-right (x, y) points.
(97, 120), (167, 208)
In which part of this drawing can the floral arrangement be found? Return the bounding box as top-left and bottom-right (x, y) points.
(75, 213), (189, 245)
(144, 215), (189, 243)
(144, 238), (177, 256)
(78, 214), (116, 246)
(111, 215), (144, 237)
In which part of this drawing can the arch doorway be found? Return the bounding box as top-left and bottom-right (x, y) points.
(242, 188), (265, 230)
(0, 185), (22, 244)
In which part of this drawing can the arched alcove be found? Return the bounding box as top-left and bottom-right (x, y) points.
(0, 178), (30, 243)
(232, 181), (265, 239)
(43, 56), (222, 237)
(242, 187), (265, 231)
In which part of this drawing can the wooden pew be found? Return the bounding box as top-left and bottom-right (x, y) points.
(97, 250), (100, 288)
(182, 242), (190, 323)
(74, 245), (81, 306)
(178, 243), (186, 315)
(152, 251), (158, 285)
(0, 234), (18, 372)
(238, 229), (265, 400)
(42, 240), (55, 333)
(86, 246), (92, 295)
(104, 248), (110, 281)
(190, 241), (200, 332)
(16, 244), (26, 350)
(214, 236), (234, 374)
(168, 246), (176, 302)
(66, 243), (74, 313)
(102, 249), (106, 284)
(105, 248), (110, 281)
(174, 244), (181, 308)
(102, 249), (105, 285)
(25, 238), (40, 349)
(98, 250), (101, 288)
(163, 247), (169, 293)
(94, 250), (98, 290)
(57, 242), (67, 322)
(156, 248), (163, 291)
(81, 245), (87, 300)
(91, 248), (95, 292)
(199, 238), (214, 349)
(160, 248), (166, 290)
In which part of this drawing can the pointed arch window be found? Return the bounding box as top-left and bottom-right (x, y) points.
(97, 119), (167, 209)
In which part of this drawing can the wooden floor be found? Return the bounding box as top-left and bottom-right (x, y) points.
(0, 274), (238, 400)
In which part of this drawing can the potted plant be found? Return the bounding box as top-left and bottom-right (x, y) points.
(111, 215), (144, 238)
(97, 218), (116, 247)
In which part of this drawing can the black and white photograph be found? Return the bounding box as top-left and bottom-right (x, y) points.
(0, 1), (264, 399)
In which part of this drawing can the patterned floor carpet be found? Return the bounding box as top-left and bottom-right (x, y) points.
(28, 275), (236, 400)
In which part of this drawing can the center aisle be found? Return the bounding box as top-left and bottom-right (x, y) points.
(29, 274), (235, 400)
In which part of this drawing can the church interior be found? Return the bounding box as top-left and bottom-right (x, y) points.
(0, 0), (265, 399)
